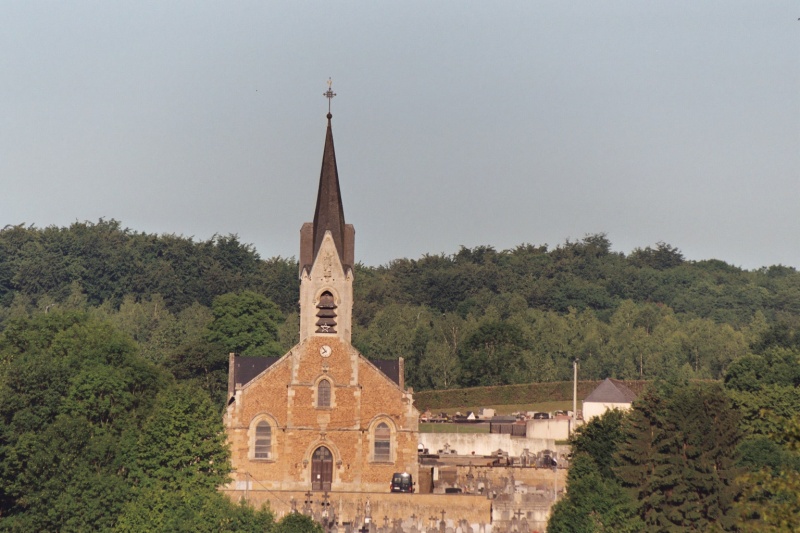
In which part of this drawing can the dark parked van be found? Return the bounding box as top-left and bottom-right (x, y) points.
(390, 472), (414, 493)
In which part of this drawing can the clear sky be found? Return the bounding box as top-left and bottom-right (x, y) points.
(2, 2), (798, 270)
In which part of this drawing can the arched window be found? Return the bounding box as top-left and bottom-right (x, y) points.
(316, 291), (337, 333)
(254, 421), (271, 459)
(374, 422), (391, 462)
(317, 379), (331, 408)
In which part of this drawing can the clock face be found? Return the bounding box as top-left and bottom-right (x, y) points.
(319, 345), (332, 358)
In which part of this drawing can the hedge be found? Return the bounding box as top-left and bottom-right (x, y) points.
(414, 380), (651, 411)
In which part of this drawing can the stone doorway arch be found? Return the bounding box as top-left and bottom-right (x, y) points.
(311, 446), (333, 491)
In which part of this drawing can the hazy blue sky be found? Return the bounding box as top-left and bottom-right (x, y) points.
(2, 2), (798, 269)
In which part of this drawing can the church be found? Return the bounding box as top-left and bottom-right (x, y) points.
(223, 103), (420, 493)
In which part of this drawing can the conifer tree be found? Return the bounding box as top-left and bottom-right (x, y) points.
(548, 410), (642, 533)
(615, 383), (741, 531)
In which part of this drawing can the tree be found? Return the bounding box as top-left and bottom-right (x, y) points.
(548, 410), (642, 533)
(131, 382), (231, 492)
(571, 409), (626, 479)
(0, 310), (164, 531)
(274, 513), (324, 533)
(164, 338), (229, 408)
(459, 320), (531, 386)
(737, 469), (800, 532)
(748, 347), (800, 388)
(115, 486), (275, 533)
(205, 291), (284, 356)
(615, 383), (742, 531)
(728, 385), (800, 442)
(737, 436), (800, 474)
(629, 242), (685, 270)
(736, 415), (800, 531)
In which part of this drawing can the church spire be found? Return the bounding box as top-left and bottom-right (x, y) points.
(300, 80), (354, 273)
(312, 109), (346, 265)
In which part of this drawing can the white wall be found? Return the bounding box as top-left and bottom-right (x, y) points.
(582, 401), (631, 421)
(525, 419), (572, 440)
(419, 433), (555, 456)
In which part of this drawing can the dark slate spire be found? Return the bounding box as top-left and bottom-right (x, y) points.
(299, 80), (354, 273)
(312, 112), (347, 264)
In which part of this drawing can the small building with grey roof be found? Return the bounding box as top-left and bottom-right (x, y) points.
(582, 378), (639, 421)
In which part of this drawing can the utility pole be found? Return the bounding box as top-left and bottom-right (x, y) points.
(572, 358), (579, 434)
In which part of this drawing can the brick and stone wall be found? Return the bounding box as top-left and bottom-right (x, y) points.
(224, 335), (418, 493)
(221, 490), (492, 530)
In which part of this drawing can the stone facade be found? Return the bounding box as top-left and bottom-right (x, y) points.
(222, 490), (493, 530)
(224, 334), (419, 492)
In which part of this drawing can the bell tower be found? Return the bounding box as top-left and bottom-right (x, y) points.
(298, 83), (355, 343)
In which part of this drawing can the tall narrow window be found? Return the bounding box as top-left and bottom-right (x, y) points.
(318, 379), (331, 408)
(254, 421), (271, 459)
(374, 422), (391, 462)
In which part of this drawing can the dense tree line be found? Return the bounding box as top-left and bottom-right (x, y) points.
(2, 221), (800, 393)
(0, 220), (299, 313)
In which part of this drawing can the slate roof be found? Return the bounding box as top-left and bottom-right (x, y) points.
(371, 359), (401, 386)
(233, 356), (281, 387)
(233, 355), (402, 388)
(584, 378), (638, 403)
(311, 114), (347, 267)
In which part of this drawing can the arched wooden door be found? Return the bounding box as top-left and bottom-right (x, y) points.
(311, 446), (333, 491)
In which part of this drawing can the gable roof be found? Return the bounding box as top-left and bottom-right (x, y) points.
(371, 359), (401, 385)
(233, 356), (281, 387)
(584, 378), (638, 403)
(231, 353), (402, 388)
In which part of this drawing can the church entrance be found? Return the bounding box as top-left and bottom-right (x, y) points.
(311, 446), (333, 491)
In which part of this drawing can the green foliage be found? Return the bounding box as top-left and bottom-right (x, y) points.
(0, 310), (272, 530)
(736, 415), (800, 531)
(414, 380), (648, 411)
(0, 311), (165, 531)
(753, 321), (800, 352)
(353, 306), (471, 390)
(273, 512), (324, 533)
(0, 220), (298, 314)
(737, 469), (800, 532)
(727, 385), (800, 443)
(548, 410), (642, 533)
(725, 348), (800, 392)
(629, 242), (685, 270)
(616, 383), (741, 531)
(571, 409), (627, 479)
(4, 223), (800, 391)
(737, 436), (800, 474)
(548, 454), (642, 533)
(164, 338), (230, 408)
(460, 320), (530, 386)
(132, 382), (231, 492)
(552, 385), (746, 532)
(115, 487), (275, 533)
(206, 291), (284, 356)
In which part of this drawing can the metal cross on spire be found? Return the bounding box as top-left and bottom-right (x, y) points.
(323, 78), (336, 115)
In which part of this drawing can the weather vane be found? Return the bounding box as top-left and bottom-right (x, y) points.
(323, 78), (336, 115)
